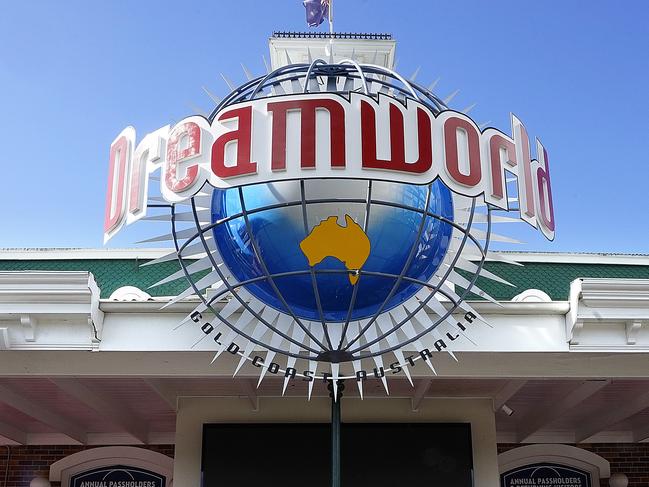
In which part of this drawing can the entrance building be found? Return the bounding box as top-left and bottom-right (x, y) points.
(1, 33), (648, 487)
(0, 248), (649, 486)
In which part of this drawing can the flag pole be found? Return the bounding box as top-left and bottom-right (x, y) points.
(329, 0), (334, 36)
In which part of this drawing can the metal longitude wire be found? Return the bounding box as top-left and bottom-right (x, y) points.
(167, 60), (494, 362)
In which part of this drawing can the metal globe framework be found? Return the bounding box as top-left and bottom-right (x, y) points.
(166, 58), (501, 368)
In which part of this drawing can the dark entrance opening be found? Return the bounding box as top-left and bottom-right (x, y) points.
(202, 423), (473, 487)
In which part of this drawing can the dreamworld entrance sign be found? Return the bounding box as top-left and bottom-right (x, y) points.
(105, 92), (554, 242)
(103, 45), (555, 395)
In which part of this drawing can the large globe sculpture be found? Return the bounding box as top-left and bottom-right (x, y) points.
(169, 58), (494, 363)
(211, 179), (454, 322)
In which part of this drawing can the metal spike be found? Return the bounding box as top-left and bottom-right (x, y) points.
(148, 257), (216, 288)
(331, 364), (340, 401)
(189, 104), (208, 117)
(160, 270), (225, 309)
(307, 360), (318, 401)
(428, 77), (440, 92)
(172, 302), (208, 331)
(241, 63), (253, 81)
(139, 250), (178, 267)
(453, 258), (515, 287)
(220, 73), (236, 91)
(462, 103), (477, 114)
(478, 120), (492, 129)
(307, 47), (313, 63)
(201, 86), (221, 105)
(410, 66), (421, 81)
(443, 89), (460, 105)
(284, 49), (293, 65)
(262, 55), (270, 73)
(352, 360), (364, 399)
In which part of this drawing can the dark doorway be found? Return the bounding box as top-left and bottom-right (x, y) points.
(202, 423), (473, 486)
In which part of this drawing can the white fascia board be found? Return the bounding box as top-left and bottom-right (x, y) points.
(97, 302), (570, 353)
(497, 251), (649, 266)
(567, 278), (649, 350)
(2, 248), (649, 266)
(0, 271), (103, 350)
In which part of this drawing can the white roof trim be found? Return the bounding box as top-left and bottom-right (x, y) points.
(499, 251), (649, 266)
(1, 249), (648, 265)
(0, 248), (173, 260)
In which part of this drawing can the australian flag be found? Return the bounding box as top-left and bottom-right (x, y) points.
(304, 0), (330, 28)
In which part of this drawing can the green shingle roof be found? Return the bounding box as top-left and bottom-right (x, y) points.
(0, 259), (194, 299)
(477, 262), (649, 301)
(1, 257), (649, 301)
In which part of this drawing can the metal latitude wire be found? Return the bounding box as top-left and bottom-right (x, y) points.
(169, 59), (493, 363)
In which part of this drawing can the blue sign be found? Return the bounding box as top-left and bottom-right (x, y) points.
(501, 463), (591, 487)
(69, 465), (165, 487)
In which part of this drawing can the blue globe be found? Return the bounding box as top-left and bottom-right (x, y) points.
(211, 179), (454, 322)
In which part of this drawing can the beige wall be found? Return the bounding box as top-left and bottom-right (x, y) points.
(174, 396), (499, 486)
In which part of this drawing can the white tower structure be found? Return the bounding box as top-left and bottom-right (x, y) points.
(268, 32), (396, 70)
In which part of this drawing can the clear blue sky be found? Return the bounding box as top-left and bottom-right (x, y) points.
(1, 0), (648, 252)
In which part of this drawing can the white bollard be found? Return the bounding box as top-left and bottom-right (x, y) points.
(29, 478), (51, 487)
(609, 473), (629, 487)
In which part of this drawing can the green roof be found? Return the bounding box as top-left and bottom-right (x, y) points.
(0, 259), (193, 299)
(477, 261), (649, 300)
(1, 256), (649, 301)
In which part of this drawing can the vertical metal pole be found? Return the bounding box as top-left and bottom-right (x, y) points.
(328, 380), (344, 487)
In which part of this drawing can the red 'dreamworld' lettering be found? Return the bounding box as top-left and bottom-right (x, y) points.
(165, 122), (201, 193)
(361, 100), (432, 173)
(211, 106), (257, 178)
(488, 133), (517, 200)
(443, 116), (482, 187)
(267, 99), (346, 170)
(535, 140), (555, 238)
(104, 134), (130, 235)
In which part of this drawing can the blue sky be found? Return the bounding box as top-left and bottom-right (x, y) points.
(0, 0), (648, 252)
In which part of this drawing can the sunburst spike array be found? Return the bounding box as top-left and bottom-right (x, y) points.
(409, 66), (421, 81)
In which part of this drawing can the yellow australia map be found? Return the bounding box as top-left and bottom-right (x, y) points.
(299, 214), (371, 285)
